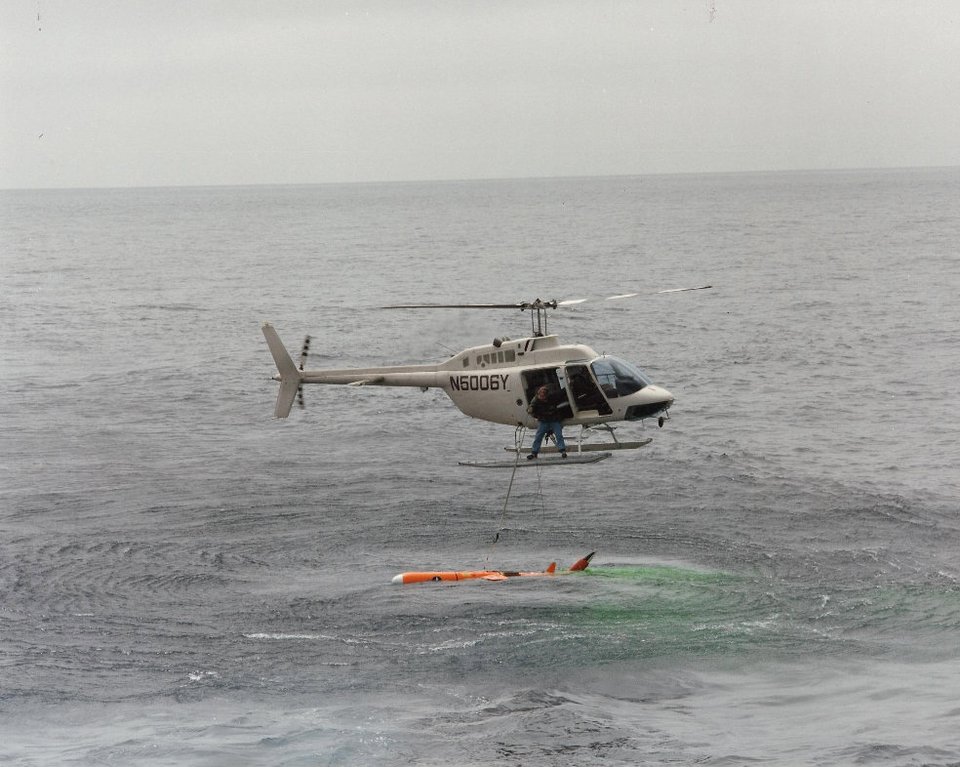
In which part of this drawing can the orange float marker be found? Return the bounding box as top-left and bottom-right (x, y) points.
(391, 552), (593, 584)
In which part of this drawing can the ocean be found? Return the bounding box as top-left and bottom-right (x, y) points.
(1, 168), (959, 765)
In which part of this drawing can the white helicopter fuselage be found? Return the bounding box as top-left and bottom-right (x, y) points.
(263, 323), (674, 428)
(435, 334), (673, 427)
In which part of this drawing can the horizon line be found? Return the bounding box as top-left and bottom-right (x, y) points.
(2, 163), (957, 194)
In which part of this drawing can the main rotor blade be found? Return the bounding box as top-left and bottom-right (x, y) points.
(382, 298), (558, 310)
(382, 286), (712, 311)
(559, 285), (712, 305)
(558, 293), (637, 304)
(381, 303), (524, 310)
(657, 285), (713, 294)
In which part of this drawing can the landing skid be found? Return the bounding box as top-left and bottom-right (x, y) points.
(512, 439), (651, 454)
(460, 425), (648, 469)
(459, 453), (612, 469)
(507, 423), (653, 455)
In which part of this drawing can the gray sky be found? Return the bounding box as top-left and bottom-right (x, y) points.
(2, 1), (959, 189)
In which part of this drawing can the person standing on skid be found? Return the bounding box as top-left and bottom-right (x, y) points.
(527, 385), (568, 459)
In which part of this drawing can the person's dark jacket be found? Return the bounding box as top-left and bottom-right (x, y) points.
(529, 390), (566, 421)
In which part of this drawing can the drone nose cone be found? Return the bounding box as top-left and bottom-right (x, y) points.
(391, 574), (404, 585)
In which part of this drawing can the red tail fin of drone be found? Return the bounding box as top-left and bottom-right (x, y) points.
(568, 552), (595, 571)
(545, 562), (557, 574)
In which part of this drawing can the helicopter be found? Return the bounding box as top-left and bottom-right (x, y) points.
(262, 286), (710, 466)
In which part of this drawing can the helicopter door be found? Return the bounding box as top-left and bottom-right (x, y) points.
(521, 368), (574, 420)
(565, 364), (613, 415)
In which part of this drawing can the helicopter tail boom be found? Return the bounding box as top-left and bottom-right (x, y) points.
(262, 323), (447, 418)
(262, 323), (302, 418)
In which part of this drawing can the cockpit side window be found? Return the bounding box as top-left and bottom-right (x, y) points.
(590, 358), (651, 398)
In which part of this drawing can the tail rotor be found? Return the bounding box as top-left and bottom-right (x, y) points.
(297, 335), (311, 409)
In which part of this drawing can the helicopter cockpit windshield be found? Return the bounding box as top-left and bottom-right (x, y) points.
(590, 357), (652, 398)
